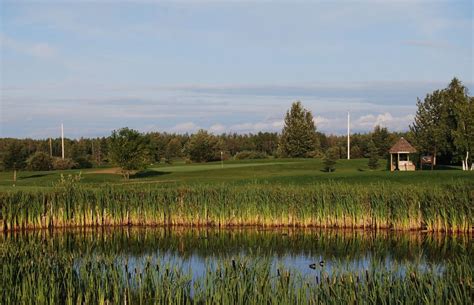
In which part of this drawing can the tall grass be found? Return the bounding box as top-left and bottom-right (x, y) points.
(1, 237), (473, 305)
(1, 181), (473, 232)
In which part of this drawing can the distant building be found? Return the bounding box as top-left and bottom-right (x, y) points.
(389, 137), (417, 171)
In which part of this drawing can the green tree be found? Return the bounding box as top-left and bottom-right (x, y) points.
(165, 138), (183, 162)
(323, 147), (338, 172)
(410, 78), (473, 168)
(367, 141), (379, 170)
(1, 141), (29, 171)
(410, 90), (446, 166)
(108, 128), (150, 179)
(1, 141), (29, 184)
(278, 101), (319, 157)
(27, 152), (53, 171)
(448, 82), (474, 170)
(185, 130), (221, 162)
(371, 126), (393, 157)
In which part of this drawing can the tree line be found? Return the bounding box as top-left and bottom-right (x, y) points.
(1, 78), (472, 175)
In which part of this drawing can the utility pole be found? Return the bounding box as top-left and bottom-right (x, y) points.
(347, 112), (350, 160)
(61, 123), (65, 159)
(49, 138), (53, 157)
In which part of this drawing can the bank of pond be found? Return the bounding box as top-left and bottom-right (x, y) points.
(1, 182), (473, 232)
(1, 228), (473, 304)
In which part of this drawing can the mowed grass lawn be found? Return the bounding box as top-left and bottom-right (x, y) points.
(0, 158), (471, 190)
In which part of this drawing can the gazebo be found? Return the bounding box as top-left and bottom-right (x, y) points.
(389, 137), (417, 171)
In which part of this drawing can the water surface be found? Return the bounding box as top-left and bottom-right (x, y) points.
(4, 228), (472, 280)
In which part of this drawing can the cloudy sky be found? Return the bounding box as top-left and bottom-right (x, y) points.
(1, 0), (472, 139)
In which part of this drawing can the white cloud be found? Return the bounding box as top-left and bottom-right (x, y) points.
(209, 123), (226, 134)
(313, 116), (329, 126)
(169, 122), (200, 133)
(355, 112), (414, 131)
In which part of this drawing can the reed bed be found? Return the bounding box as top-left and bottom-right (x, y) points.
(1, 181), (473, 232)
(1, 238), (473, 305)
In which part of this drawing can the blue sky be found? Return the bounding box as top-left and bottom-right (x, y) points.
(1, 0), (472, 138)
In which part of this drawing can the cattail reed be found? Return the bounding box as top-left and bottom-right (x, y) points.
(1, 181), (472, 232)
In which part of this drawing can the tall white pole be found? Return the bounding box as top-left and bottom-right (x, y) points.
(61, 123), (65, 159)
(347, 112), (350, 160)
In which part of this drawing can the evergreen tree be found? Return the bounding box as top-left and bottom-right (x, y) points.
(371, 125), (393, 157)
(323, 147), (338, 172)
(367, 141), (379, 170)
(278, 101), (319, 157)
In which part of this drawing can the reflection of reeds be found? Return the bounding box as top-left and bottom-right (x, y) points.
(1, 182), (472, 232)
(2, 238), (473, 305)
(2, 228), (472, 263)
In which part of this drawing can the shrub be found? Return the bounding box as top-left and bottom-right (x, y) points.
(234, 151), (268, 160)
(27, 152), (52, 171)
(73, 156), (93, 169)
(53, 158), (77, 170)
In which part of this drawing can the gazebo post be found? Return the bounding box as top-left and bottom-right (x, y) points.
(390, 153), (393, 171)
(397, 153), (400, 170)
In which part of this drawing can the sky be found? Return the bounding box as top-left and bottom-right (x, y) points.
(0, 0), (472, 139)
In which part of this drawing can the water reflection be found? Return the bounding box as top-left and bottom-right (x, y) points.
(3, 227), (472, 279)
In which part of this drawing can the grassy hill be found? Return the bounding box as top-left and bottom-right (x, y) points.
(0, 158), (471, 190)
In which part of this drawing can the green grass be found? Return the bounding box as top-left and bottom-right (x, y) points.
(1, 159), (472, 232)
(0, 158), (471, 190)
(2, 181), (472, 232)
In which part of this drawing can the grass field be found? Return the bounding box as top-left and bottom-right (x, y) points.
(0, 158), (471, 190)
(1, 158), (472, 232)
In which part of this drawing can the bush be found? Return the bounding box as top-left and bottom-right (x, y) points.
(160, 157), (172, 164)
(73, 156), (93, 169)
(307, 150), (324, 159)
(27, 152), (53, 171)
(53, 158), (77, 170)
(234, 151), (268, 160)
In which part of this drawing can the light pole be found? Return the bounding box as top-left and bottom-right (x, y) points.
(347, 112), (350, 160)
(61, 123), (65, 159)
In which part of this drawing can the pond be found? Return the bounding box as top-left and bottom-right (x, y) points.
(4, 227), (472, 273)
(2, 228), (473, 304)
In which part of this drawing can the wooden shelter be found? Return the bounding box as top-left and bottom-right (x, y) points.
(389, 137), (417, 171)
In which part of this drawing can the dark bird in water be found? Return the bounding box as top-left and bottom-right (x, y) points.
(309, 261), (325, 269)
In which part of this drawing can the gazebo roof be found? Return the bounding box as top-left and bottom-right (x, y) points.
(389, 137), (417, 153)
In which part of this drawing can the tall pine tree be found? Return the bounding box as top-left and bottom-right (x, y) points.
(278, 101), (319, 157)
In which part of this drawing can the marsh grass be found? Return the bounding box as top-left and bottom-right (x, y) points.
(1, 237), (473, 305)
(1, 181), (473, 232)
